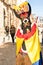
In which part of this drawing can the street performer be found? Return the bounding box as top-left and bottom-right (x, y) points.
(12, 0), (42, 65)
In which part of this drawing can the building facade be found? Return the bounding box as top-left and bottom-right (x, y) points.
(0, 0), (21, 44)
(0, 0), (43, 44)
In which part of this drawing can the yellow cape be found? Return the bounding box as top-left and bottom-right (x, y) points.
(16, 24), (41, 63)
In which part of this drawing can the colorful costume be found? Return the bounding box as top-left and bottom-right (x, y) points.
(16, 22), (41, 64)
(12, 0), (42, 65)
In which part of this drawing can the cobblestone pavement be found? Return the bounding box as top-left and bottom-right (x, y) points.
(0, 42), (16, 65)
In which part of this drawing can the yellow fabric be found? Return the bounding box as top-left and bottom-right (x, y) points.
(16, 37), (24, 55)
(19, 1), (28, 7)
(16, 28), (41, 64)
(12, 1), (28, 11)
(12, 5), (20, 11)
(25, 28), (41, 63)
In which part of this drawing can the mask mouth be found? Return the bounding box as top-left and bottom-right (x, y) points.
(23, 18), (29, 23)
(23, 18), (31, 30)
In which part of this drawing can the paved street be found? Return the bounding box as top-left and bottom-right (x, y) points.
(0, 42), (43, 65)
(0, 42), (16, 65)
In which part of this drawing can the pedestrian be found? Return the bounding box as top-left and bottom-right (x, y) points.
(12, 0), (42, 65)
(4, 26), (10, 41)
(5, 26), (9, 36)
(10, 25), (16, 44)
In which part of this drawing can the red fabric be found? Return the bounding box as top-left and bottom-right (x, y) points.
(16, 23), (36, 40)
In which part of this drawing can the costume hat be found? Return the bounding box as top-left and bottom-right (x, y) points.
(12, 0), (28, 11)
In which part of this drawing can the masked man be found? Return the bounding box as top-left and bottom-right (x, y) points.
(12, 0), (42, 65)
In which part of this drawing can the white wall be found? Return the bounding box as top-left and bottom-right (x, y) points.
(0, 1), (4, 28)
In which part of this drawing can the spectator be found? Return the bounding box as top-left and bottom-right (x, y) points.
(5, 26), (9, 36)
(10, 25), (16, 44)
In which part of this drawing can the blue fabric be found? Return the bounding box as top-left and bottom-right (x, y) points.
(39, 52), (42, 65)
(32, 61), (39, 65)
(32, 52), (42, 65)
